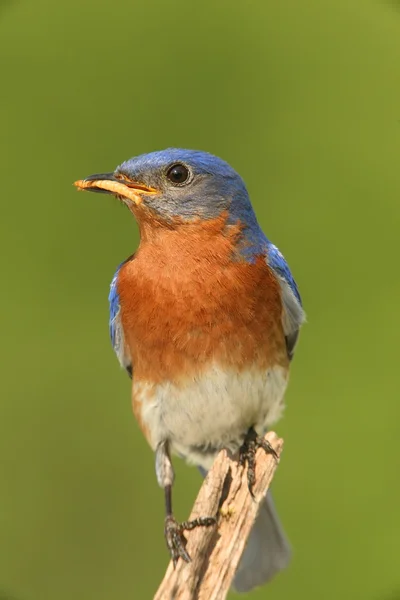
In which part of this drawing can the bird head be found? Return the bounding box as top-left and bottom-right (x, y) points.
(74, 149), (260, 230)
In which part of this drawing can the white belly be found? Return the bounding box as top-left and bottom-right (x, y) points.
(134, 364), (288, 469)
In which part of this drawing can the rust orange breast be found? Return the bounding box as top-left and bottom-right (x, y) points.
(117, 213), (288, 387)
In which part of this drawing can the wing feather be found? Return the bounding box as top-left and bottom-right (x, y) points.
(108, 260), (133, 377)
(266, 243), (305, 360)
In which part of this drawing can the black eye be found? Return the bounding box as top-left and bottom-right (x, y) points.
(166, 163), (190, 185)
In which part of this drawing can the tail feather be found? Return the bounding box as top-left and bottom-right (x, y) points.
(233, 491), (291, 593)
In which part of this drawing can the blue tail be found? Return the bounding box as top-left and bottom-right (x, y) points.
(233, 491), (291, 592)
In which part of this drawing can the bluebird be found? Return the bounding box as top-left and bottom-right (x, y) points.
(74, 149), (305, 592)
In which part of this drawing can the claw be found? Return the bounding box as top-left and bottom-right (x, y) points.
(239, 428), (278, 496)
(164, 514), (217, 567)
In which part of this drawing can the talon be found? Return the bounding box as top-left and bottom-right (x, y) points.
(258, 436), (279, 461)
(239, 427), (278, 496)
(164, 514), (216, 566)
(165, 515), (191, 566)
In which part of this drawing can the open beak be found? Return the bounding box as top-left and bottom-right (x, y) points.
(74, 172), (157, 205)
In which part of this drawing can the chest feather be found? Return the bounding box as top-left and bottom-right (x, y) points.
(117, 222), (288, 384)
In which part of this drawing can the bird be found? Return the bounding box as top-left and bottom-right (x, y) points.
(74, 148), (305, 592)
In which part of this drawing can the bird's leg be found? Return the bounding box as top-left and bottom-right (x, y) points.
(155, 441), (216, 567)
(239, 427), (278, 497)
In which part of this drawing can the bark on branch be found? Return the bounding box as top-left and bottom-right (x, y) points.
(154, 431), (284, 600)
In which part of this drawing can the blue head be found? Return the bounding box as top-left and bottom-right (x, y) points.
(75, 149), (269, 257)
(78, 148), (261, 224)
(120, 149), (251, 219)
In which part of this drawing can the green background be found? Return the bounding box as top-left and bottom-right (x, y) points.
(0, 0), (399, 598)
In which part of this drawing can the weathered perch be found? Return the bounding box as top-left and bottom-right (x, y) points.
(154, 431), (284, 600)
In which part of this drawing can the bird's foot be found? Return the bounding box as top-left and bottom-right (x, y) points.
(239, 427), (278, 497)
(164, 514), (217, 567)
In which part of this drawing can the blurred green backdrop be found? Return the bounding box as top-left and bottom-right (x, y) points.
(0, 0), (399, 599)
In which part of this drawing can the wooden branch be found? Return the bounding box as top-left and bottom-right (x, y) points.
(154, 431), (283, 600)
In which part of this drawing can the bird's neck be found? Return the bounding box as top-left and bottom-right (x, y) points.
(131, 206), (267, 262)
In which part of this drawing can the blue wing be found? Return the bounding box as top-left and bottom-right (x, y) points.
(267, 243), (302, 304)
(266, 242), (305, 360)
(108, 260), (133, 377)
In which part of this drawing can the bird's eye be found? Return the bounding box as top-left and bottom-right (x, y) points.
(166, 163), (190, 186)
